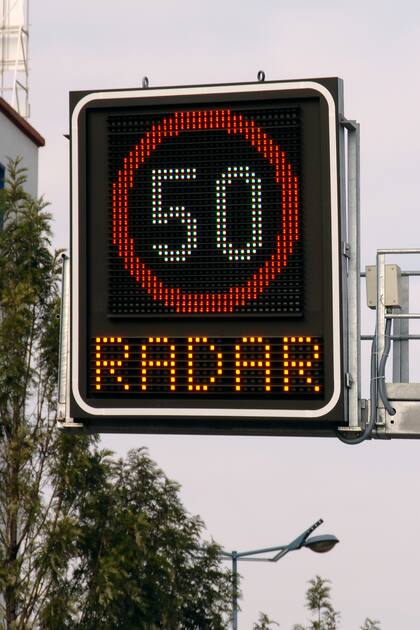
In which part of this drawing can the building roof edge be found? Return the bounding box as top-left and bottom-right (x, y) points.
(0, 97), (45, 147)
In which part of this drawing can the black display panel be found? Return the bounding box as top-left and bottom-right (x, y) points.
(70, 79), (346, 432)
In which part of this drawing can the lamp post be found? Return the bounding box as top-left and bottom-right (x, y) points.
(220, 518), (339, 630)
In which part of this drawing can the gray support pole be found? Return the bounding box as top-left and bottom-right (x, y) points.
(347, 122), (361, 427)
(58, 254), (70, 421)
(376, 252), (386, 426)
(392, 275), (409, 383)
(232, 553), (238, 630)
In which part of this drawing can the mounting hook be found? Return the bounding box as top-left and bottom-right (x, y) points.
(142, 76), (149, 89)
(257, 70), (266, 82)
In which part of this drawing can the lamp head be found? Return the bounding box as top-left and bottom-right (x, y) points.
(304, 534), (339, 554)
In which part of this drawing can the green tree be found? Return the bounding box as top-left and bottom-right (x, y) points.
(305, 576), (339, 630)
(322, 608), (340, 630)
(0, 159), (232, 629)
(293, 576), (339, 630)
(253, 611), (279, 629)
(46, 447), (232, 629)
(0, 157), (65, 627)
(292, 577), (381, 630)
(360, 619), (381, 630)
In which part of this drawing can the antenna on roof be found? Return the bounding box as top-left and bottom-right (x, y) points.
(0, 0), (30, 118)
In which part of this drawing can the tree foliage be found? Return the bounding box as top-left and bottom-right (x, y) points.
(360, 619), (381, 630)
(253, 611), (279, 629)
(0, 159), (232, 629)
(292, 575), (340, 630)
(303, 575), (340, 630)
(0, 157), (64, 627)
(43, 447), (232, 629)
(291, 576), (381, 630)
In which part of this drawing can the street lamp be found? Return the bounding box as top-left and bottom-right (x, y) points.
(220, 519), (339, 630)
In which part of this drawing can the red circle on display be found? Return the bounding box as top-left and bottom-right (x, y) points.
(112, 108), (299, 313)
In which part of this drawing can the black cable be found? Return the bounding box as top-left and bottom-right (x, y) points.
(377, 317), (396, 416)
(337, 317), (396, 444)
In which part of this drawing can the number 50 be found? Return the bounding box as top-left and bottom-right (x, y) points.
(151, 166), (263, 263)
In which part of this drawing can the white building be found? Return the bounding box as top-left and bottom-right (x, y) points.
(0, 96), (44, 197)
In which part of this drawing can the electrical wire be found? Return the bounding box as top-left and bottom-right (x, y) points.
(377, 317), (396, 416)
(337, 317), (396, 444)
(337, 326), (377, 444)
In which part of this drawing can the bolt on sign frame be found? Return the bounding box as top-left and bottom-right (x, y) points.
(66, 78), (349, 435)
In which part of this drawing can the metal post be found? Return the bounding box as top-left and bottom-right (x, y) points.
(376, 252), (386, 426)
(392, 275), (409, 382)
(58, 254), (70, 421)
(224, 520), (327, 629)
(232, 552), (238, 630)
(346, 121), (361, 428)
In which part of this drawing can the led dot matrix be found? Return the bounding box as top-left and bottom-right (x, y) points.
(91, 336), (322, 397)
(109, 106), (302, 316)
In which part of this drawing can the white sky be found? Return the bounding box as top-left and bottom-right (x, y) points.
(26, 1), (420, 627)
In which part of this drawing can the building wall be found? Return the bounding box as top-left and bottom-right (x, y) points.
(0, 108), (39, 197)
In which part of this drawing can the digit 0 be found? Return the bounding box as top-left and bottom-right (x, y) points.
(215, 165), (263, 261)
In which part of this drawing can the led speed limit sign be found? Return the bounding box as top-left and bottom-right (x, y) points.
(70, 79), (346, 433)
